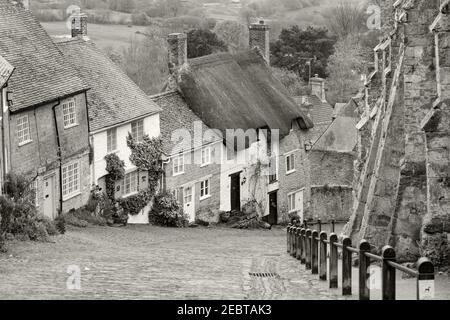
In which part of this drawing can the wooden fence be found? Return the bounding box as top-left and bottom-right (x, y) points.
(286, 224), (435, 300)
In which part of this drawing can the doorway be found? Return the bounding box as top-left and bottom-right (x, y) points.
(268, 191), (278, 225)
(183, 184), (195, 223)
(230, 172), (241, 212)
(43, 175), (55, 219)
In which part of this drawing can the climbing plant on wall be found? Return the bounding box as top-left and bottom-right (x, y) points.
(116, 134), (165, 216)
(104, 153), (125, 201)
(126, 133), (164, 197)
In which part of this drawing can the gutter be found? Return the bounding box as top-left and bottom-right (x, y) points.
(51, 99), (63, 215)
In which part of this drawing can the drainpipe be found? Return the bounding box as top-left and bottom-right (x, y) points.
(1, 88), (6, 193)
(52, 99), (63, 215)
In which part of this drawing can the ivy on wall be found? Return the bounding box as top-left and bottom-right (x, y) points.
(126, 133), (164, 197)
(104, 153), (125, 201)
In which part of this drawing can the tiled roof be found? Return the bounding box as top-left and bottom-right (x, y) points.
(0, 1), (88, 112)
(311, 116), (358, 153)
(0, 54), (14, 88)
(57, 38), (161, 132)
(150, 91), (222, 156)
(177, 48), (313, 141)
(293, 95), (334, 125)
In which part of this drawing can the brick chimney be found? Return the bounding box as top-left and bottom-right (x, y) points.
(167, 33), (188, 71)
(310, 74), (326, 102)
(249, 19), (270, 65)
(71, 13), (88, 38)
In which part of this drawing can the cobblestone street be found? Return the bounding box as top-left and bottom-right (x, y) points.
(0, 225), (449, 300)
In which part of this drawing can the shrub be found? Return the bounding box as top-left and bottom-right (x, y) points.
(55, 216), (66, 234)
(149, 192), (189, 227)
(118, 189), (152, 216)
(59, 212), (89, 228)
(73, 208), (107, 226)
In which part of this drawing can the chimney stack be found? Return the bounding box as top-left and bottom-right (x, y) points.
(167, 33), (188, 71)
(71, 13), (88, 38)
(310, 74), (326, 102)
(249, 19), (270, 65)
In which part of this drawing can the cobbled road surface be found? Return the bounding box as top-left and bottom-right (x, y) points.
(0, 225), (448, 300)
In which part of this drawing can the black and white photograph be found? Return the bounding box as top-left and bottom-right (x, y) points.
(0, 0), (449, 308)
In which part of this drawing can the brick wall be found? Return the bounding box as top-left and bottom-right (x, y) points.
(164, 141), (222, 224)
(6, 92), (91, 217)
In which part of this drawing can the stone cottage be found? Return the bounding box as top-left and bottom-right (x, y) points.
(277, 74), (358, 224)
(56, 16), (162, 224)
(151, 90), (223, 224)
(164, 22), (314, 223)
(345, 0), (450, 266)
(0, 0), (91, 219)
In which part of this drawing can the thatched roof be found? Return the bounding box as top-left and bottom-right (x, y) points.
(177, 49), (313, 139)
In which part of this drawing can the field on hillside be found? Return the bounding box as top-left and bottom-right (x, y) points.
(42, 22), (147, 50)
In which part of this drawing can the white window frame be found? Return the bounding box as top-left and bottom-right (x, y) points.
(200, 146), (211, 167)
(122, 170), (139, 197)
(287, 189), (303, 214)
(17, 114), (31, 146)
(200, 177), (211, 200)
(62, 98), (77, 129)
(131, 119), (144, 143)
(62, 160), (81, 200)
(107, 127), (117, 153)
(285, 152), (296, 174)
(173, 154), (185, 176)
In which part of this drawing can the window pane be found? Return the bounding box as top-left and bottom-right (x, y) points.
(107, 128), (117, 152)
(17, 115), (30, 144)
(62, 161), (80, 198)
(63, 99), (77, 128)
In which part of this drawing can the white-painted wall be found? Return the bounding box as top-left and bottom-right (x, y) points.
(90, 113), (160, 224)
(219, 136), (279, 217)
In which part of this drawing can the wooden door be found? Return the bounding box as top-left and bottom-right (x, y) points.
(230, 173), (241, 212)
(43, 175), (55, 220)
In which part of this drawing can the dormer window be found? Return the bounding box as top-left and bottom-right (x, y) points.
(62, 98), (77, 128)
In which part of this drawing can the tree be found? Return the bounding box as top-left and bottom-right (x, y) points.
(213, 20), (248, 54)
(326, 36), (366, 105)
(322, 0), (368, 39)
(187, 29), (227, 59)
(271, 67), (309, 96)
(119, 27), (169, 95)
(270, 26), (337, 81)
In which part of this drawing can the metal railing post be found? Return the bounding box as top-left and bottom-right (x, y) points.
(319, 231), (328, 281)
(311, 230), (319, 274)
(300, 228), (306, 264)
(342, 236), (352, 295)
(359, 240), (371, 300)
(382, 245), (396, 300)
(416, 257), (435, 300)
(305, 229), (312, 270)
(318, 219), (322, 232)
(329, 233), (338, 288)
(331, 219), (335, 233)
